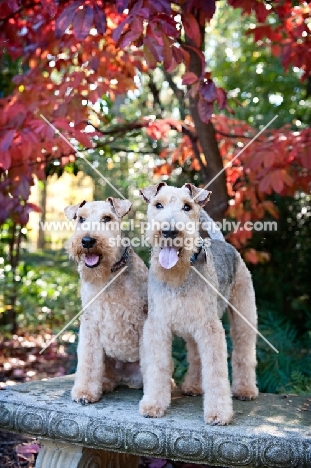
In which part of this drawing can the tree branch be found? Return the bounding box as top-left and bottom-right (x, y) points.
(216, 130), (257, 140)
(148, 76), (164, 114)
(185, 17), (228, 220)
(162, 69), (186, 120)
(87, 120), (147, 136)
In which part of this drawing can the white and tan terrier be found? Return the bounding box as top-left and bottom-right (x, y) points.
(65, 198), (147, 404)
(139, 183), (258, 425)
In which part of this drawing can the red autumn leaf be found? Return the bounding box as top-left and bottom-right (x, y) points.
(281, 169), (293, 187)
(299, 146), (311, 170)
(15, 177), (30, 200)
(162, 34), (173, 70)
(20, 136), (33, 159)
(148, 0), (171, 15)
(172, 45), (184, 65)
(144, 36), (162, 62)
(162, 118), (182, 132)
(55, 1), (82, 38)
(216, 87), (227, 110)
(119, 18), (143, 49)
(143, 43), (157, 68)
(197, 0), (216, 21)
(182, 44), (205, 75)
(154, 162), (172, 176)
(198, 97), (213, 123)
(112, 18), (129, 43)
(182, 72), (199, 85)
(93, 4), (107, 35)
(271, 44), (282, 57)
(180, 46), (191, 69)
(258, 173), (272, 194)
(254, 2), (269, 23)
(200, 80), (217, 102)
(182, 13), (201, 47)
(75, 130), (93, 147)
(26, 202), (42, 214)
(41, 0), (58, 17)
(0, 150), (11, 170)
(270, 171), (284, 193)
(156, 14), (178, 38)
(116, 0), (130, 14)
(1, 129), (15, 151)
(244, 249), (259, 265)
(262, 201), (279, 218)
(73, 5), (94, 41)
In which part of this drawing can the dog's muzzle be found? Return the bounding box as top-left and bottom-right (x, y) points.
(161, 229), (179, 239)
(82, 236), (96, 248)
(81, 237), (101, 268)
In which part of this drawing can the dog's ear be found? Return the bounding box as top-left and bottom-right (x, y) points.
(108, 197), (132, 218)
(64, 204), (81, 220)
(184, 183), (212, 207)
(64, 200), (87, 220)
(139, 182), (167, 203)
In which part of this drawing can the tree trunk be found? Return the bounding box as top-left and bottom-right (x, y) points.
(186, 24), (228, 222)
(37, 180), (47, 249)
(1, 222), (21, 333)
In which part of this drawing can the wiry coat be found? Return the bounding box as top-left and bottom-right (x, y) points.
(139, 183), (258, 425)
(65, 199), (147, 404)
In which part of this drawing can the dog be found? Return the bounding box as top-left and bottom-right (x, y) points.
(138, 183), (258, 425)
(64, 198), (148, 404)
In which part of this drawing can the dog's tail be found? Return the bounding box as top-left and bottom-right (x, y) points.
(199, 209), (225, 241)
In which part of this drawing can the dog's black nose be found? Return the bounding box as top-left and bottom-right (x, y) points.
(82, 237), (96, 248)
(162, 229), (179, 239)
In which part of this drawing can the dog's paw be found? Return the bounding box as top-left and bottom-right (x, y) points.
(139, 398), (166, 418)
(204, 412), (232, 426)
(204, 400), (233, 426)
(204, 407), (233, 426)
(181, 382), (203, 396)
(232, 385), (259, 401)
(71, 386), (102, 405)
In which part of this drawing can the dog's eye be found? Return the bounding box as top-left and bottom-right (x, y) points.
(183, 204), (191, 212)
(155, 203), (164, 209)
(79, 216), (85, 223)
(101, 216), (111, 223)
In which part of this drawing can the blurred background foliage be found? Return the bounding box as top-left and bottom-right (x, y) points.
(0, 2), (310, 395)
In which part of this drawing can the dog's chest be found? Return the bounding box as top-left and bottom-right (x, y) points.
(81, 288), (144, 362)
(149, 267), (217, 332)
(149, 241), (239, 328)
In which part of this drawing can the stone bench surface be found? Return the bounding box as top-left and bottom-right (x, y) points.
(0, 375), (310, 467)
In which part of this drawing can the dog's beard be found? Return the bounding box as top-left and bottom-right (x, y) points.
(67, 245), (103, 268)
(65, 236), (120, 283)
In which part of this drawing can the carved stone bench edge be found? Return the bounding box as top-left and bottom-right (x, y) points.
(0, 400), (310, 467)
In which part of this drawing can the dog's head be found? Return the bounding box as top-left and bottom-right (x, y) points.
(64, 198), (131, 282)
(140, 183), (211, 278)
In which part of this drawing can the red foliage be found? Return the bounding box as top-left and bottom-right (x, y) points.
(229, 0), (311, 80)
(214, 116), (311, 254)
(0, 0), (310, 263)
(152, 114), (311, 261)
(0, 1), (142, 224)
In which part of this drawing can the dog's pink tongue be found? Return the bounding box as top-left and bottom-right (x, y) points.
(159, 247), (179, 269)
(85, 254), (100, 267)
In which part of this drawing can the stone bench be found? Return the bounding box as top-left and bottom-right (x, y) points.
(0, 375), (310, 468)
